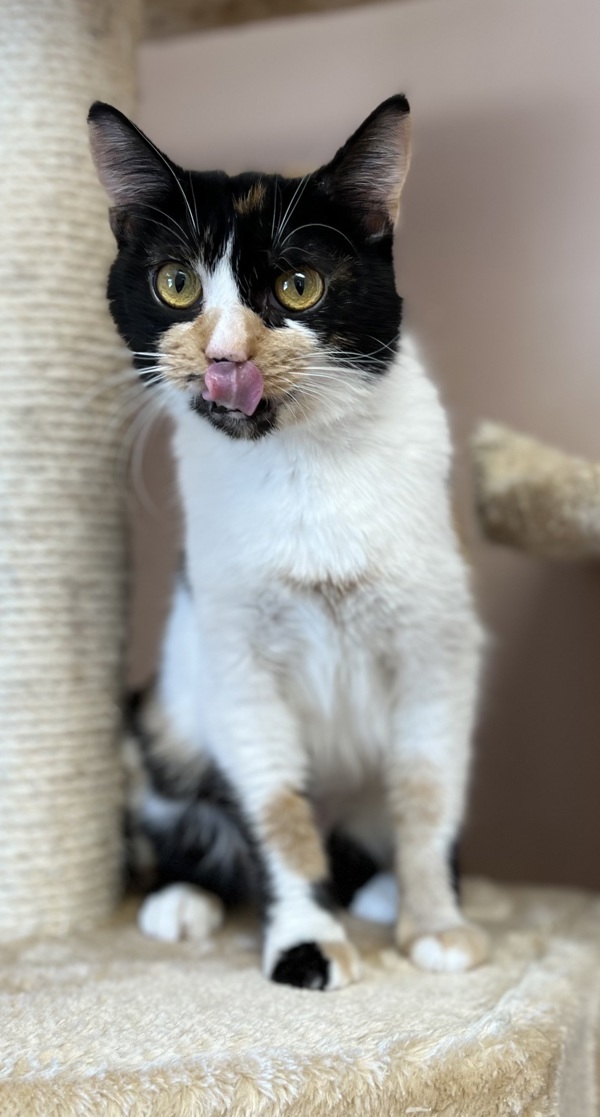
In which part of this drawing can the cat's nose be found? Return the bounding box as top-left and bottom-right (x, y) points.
(205, 309), (253, 365)
(205, 343), (248, 364)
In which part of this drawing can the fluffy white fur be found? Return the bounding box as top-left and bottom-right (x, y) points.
(139, 883), (223, 943)
(143, 250), (487, 983)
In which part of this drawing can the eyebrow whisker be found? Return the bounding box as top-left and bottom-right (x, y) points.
(273, 173), (311, 247)
(280, 223), (356, 253)
(127, 116), (199, 239)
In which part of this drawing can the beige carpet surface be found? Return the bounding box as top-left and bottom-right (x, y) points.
(1, 879), (599, 1116)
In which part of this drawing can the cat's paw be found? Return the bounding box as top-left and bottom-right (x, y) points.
(402, 923), (489, 973)
(269, 939), (361, 990)
(138, 883), (224, 943)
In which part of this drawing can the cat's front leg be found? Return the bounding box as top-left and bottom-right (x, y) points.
(258, 785), (361, 990)
(388, 630), (489, 973)
(203, 666), (360, 990)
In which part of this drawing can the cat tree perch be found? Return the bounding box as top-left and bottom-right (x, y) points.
(1, 1), (600, 1113)
(472, 422), (600, 560)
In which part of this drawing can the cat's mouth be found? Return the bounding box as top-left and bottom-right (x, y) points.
(189, 359), (277, 440)
(205, 397), (273, 421)
(202, 360), (264, 416)
(191, 392), (276, 440)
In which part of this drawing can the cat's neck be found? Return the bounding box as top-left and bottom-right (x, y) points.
(169, 340), (453, 589)
(169, 338), (447, 479)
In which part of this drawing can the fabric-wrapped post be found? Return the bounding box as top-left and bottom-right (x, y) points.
(0, 0), (141, 941)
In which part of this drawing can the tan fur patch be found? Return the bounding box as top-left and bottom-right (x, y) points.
(160, 310), (219, 389)
(233, 181), (267, 216)
(262, 791), (327, 880)
(391, 766), (464, 947)
(253, 318), (314, 399)
(284, 574), (367, 607)
(320, 940), (362, 984)
(159, 306), (315, 402)
(388, 773), (443, 830)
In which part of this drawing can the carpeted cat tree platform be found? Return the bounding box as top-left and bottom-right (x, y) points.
(1, 879), (599, 1116)
(1, 0), (600, 1113)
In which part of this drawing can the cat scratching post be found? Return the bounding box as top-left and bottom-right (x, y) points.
(0, 0), (141, 941)
(472, 422), (600, 559)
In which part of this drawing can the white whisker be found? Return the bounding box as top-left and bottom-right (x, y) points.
(77, 368), (144, 409)
(128, 384), (170, 516)
(280, 223), (356, 254)
(271, 180), (282, 242)
(366, 332), (401, 357)
(122, 201), (191, 249)
(128, 117), (199, 238)
(274, 174), (311, 247)
(188, 170), (200, 238)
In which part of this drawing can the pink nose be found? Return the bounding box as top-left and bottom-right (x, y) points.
(205, 340), (249, 364)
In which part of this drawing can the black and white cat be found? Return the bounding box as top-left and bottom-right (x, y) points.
(89, 95), (488, 990)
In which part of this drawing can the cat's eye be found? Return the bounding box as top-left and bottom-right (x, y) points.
(274, 268), (324, 312)
(154, 262), (202, 309)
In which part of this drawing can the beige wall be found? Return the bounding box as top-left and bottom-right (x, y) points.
(131, 0), (600, 889)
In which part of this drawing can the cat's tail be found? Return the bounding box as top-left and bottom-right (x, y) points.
(123, 687), (259, 906)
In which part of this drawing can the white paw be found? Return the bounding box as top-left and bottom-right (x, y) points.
(408, 924), (489, 973)
(138, 883), (224, 943)
(350, 872), (398, 924)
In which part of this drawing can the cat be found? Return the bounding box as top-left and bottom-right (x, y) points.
(88, 94), (489, 990)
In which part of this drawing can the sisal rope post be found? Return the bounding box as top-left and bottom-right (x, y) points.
(0, 0), (141, 940)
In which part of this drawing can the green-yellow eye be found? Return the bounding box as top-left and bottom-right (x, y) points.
(154, 262), (202, 309)
(274, 268), (324, 312)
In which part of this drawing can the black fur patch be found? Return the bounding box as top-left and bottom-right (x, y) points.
(310, 879), (337, 914)
(125, 688), (271, 908)
(190, 391), (277, 442)
(326, 829), (380, 908)
(271, 943), (330, 989)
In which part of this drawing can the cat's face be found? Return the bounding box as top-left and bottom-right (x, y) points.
(89, 97), (411, 440)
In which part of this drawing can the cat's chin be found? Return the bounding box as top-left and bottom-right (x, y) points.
(190, 393), (277, 441)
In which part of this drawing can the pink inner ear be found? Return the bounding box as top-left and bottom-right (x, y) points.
(202, 361), (264, 416)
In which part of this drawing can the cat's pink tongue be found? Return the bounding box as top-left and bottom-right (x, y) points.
(202, 361), (264, 417)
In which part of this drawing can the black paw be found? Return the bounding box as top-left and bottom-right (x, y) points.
(271, 942), (329, 990)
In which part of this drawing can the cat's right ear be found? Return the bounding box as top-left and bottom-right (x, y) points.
(88, 102), (175, 230)
(322, 95), (412, 239)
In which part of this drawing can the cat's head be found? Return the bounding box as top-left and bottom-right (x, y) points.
(88, 96), (411, 441)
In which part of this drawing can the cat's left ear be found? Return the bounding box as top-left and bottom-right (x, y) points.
(322, 95), (411, 239)
(88, 101), (176, 208)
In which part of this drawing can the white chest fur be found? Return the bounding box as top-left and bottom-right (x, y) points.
(161, 341), (478, 803)
(172, 342), (453, 585)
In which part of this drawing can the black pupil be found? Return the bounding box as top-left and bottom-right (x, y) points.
(294, 273), (305, 295)
(175, 270), (186, 293)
